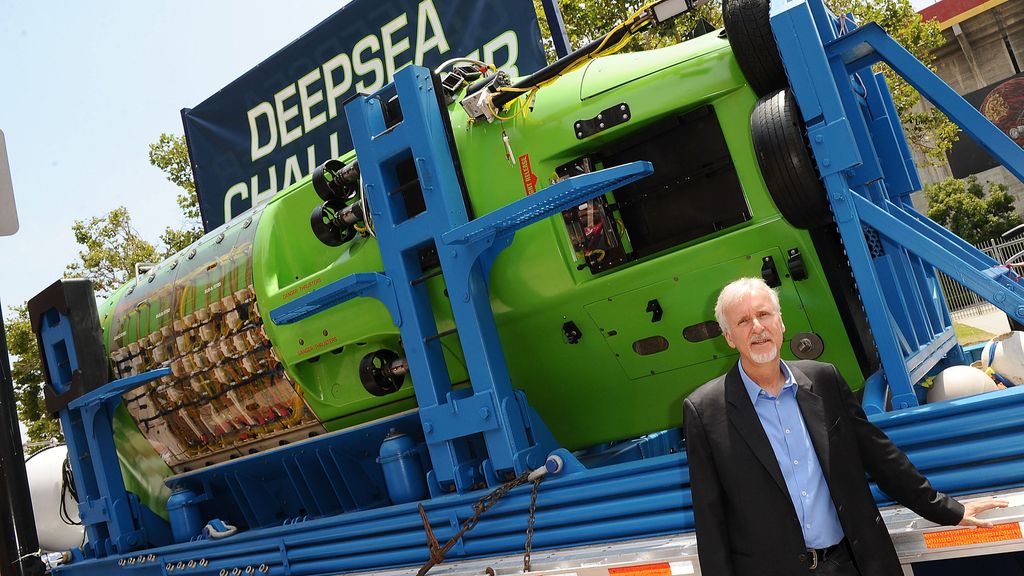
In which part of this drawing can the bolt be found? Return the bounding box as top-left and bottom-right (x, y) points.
(119, 559), (127, 566)
(815, 135), (824, 143)
(479, 407), (491, 420)
(463, 292), (471, 302)
(423, 421), (433, 433)
(577, 132), (584, 138)
(1016, 306), (1024, 318)
(148, 554), (156, 562)
(246, 566), (256, 574)
(823, 159), (831, 167)
(167, 563), (175, 572)
(178, 562), (186, 570)
(259, 565), (270, 573)
(798, 338), (813, 353)
(622, 114), (628, 120)
(599, 122), (605, 128)
(232, 569), (242, 576)
(450, 249), (458, 259)
(220, 570), (228, 576)
(188, 560), (197, 568)
(597, 113), (603, 120)
(138, 555), (147, 563)
(128, 558), (136, 565)
(619, 105), (626, 111)
(200, 559), (209, 567)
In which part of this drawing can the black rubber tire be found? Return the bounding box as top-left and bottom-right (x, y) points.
(751, 89), (831, 230)
(723, 0), (787, 97)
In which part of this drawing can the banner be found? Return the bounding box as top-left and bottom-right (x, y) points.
(947, 72), (1024, 179)
(183, 0), (546, 231)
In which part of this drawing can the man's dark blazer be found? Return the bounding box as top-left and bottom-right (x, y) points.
(683, 359), (964, 576)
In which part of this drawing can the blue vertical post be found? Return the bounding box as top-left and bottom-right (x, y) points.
(539, 0), (571, 58)
(345, 68), (541, 490)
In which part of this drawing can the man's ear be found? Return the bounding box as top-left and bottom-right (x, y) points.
(723, 328), (737, 350)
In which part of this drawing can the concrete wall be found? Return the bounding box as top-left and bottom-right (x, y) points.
(908, 0), (1024, 218)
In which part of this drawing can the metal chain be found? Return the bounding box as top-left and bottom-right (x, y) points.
(523, 477), (543, 573)
(417, 472), (532, 576)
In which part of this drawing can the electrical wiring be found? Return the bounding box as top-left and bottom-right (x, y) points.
(492, 1), (661, 121)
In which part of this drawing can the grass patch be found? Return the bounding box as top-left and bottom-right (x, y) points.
(954, 323), (997, 346)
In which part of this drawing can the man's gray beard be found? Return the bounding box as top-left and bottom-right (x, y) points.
(750, 347), (778, 364)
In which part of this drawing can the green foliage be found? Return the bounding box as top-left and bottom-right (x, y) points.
(536, 0), (952, 162)
(64, 206), (160, 296)
(925, 176), (1022, 244)
(149, 133), (203, 253)
(831, 0), (955, 163)
(534, 0), (723, 61)
(4, 305), (63, 450)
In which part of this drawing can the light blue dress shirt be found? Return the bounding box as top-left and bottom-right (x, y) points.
(738, 360), (845, 549)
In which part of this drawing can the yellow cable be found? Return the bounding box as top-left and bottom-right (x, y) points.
(494, 1), (659, 120)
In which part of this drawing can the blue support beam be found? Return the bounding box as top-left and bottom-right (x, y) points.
(771, 0), (1024, 412)
(59, 368), (172, 558)
(334, 66), (653, 492)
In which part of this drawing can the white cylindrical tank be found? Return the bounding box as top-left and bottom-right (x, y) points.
(927, 365), (999, 403)
(25, 444), (85, 552)
(981, 331), (1024, 385)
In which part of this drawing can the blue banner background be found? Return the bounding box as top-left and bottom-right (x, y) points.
(183, 0), (545, 231)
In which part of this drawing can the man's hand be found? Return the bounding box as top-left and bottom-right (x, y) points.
(958, 499), (1010, 528)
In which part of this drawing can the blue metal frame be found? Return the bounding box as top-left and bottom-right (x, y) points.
(769, 1), (1024, 414)
(47, 3), (1024, 573)
(274, 66), (653, 494)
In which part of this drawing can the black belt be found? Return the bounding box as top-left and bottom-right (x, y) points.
(803, 538), (849, 570)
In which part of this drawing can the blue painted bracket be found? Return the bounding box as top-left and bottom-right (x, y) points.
(770, 0), (1024, 414)
(59, 367), (171, 558)
(339, 65), (653, 492)
(270, 272), (401, 327)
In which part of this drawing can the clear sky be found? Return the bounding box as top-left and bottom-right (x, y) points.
(0, 1), (346, 316)
(0, 0), (941, 318)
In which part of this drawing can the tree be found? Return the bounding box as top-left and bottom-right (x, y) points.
(6, 305), (63, 450)
(925, 176), (1022, 244)
(536, 0), (954, 163)
(534, 0), (723, 61)
(64, 206), (160, 296)
(149, 133), (203, 253)
(831, 0), (956, 163)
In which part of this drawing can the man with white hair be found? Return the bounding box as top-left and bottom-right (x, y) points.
(683, 277), (1006, 576)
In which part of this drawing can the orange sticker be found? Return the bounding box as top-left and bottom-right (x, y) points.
(923, 522), (1023, 549)
(608, 563), (672, 576)
(519, 154), (538, 195)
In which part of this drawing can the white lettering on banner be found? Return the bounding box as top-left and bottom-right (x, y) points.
(274, 84), (302, 147)
(282, 155), (303, 189)
(415, 0), (449, 65)
(226, 1), (527, 223)
(298, 68), (327, 133)
(353, 34), (385, 93)
(248, 102), (277, 161)
(382, 13), (412, 80)
(251, 166), (277, 206)
(323, 53), (353, 120)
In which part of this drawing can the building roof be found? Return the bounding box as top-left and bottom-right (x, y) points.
(918, 0), (1009, 29)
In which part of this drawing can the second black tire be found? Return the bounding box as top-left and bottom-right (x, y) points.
(723, 0), (788, 97)
(751, 89), (831, 230)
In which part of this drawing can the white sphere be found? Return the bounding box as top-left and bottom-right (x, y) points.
(25, 445), (85, 552)
(981, 331), (1024, 385)
(927, 365), (999, 403)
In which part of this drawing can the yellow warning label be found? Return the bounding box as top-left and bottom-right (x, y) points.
(923, 522), (1023, 549)
(608, 563), (673, 576)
